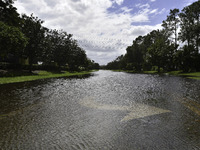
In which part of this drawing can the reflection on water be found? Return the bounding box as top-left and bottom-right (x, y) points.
(0, 70), (200, 149)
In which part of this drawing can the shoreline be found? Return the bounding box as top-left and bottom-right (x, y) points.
(110, 70), (200, 80)
(0, 70), (96, 85)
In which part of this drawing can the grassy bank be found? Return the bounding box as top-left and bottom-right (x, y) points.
(112, 70), (136, 73)
(111, 70), (200, 80)
(112, 70), (158, 74)
(146, 71), (200, 80)
(0, 70), (95, 84)
(178, 72), (200, 80)
(112, 70), (157, 74)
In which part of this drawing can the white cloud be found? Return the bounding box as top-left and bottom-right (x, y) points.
(133, 3), (154, 22)
(114, 0), (124, 5)
(136, 3), (150, 9)
(14, 0), (162, 65)
(150, 9), (158, 14)
(121, 7), (133, 13)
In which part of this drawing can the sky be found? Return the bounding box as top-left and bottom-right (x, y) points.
(14, 0), (198, 65)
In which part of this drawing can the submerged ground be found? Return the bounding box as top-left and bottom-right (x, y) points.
(0, 70), (200, 149)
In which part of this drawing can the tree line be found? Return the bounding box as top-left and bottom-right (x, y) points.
(0, 0), (99, 72)
(105, 0), (200, 73)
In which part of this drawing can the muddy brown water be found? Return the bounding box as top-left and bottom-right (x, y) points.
(0, 70), (200, 149)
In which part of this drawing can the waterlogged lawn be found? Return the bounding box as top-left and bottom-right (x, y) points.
(112, 70), (136, 73)
(167, 71), (182, 75)
(166, 71), (200, 80)
(0, 71), (94, 84)
(180, 72), (200, 76)
(143, 71), (158, 74)
(112, 70), (200, 80)
(113, 70), (159, 74)
(180, 72), (200, 80)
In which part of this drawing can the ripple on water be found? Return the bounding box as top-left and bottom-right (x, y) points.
(0, 70), (200, 149)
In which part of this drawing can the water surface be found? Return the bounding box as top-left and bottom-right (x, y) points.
(0, 70), (200, 149)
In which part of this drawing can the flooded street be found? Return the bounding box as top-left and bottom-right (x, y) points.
(0, 70), (200, 150)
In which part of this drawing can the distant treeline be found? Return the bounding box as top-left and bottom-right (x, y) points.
(105, 1), (200, 72)
(0, 0), (99, 71)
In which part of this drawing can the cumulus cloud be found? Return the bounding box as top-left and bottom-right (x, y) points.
(14, 0), (162, 65)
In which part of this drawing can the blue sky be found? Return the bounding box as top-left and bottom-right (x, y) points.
(108, 0), (195, 25)
(14, 0), (198, 65)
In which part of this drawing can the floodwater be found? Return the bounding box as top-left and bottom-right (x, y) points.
(0, 70), (200, 150)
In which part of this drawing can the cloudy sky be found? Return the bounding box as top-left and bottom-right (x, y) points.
(14, 0), (197, 65)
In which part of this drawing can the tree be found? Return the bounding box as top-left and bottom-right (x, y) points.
(162, 9), (179, 47)
(124, 36), (144, 71)
(0, 0), (21, 27)
(179, 1), (200, 52)
(0, 21), (27, 62)
(176, 45), (198, 72)
(52, 30), (71, 68)
(0, 1), (98, 72)
(86, 59), (100, 70)
(67, 40), (88, 71)
(146, 30), (170, 72)
(41, 29), (90, 71)
(105, 1), (200, 73)
(21, 14), (46, 71)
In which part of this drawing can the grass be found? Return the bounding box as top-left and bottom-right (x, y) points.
(166, 71), (182, 75)
(111, 69), (200, 80)
(187, 76), (200, 80)
(179, 72), (200, 80)
(180, 72), (200, 76)
(0, 70), (95, 84)
(163, 71), (200, 80)
(143, 71), (158, 74)
(112, 70), (158, 74)
(111, 70), (136, 74)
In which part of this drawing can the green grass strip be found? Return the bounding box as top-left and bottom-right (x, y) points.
(143, 71), (158, 74)
(168, 71), (200, 80)
(188, 76), (200, 80)
(180, 72), (200, 77)
(112, 70), (200, 80)
(0, 70), (95, 84)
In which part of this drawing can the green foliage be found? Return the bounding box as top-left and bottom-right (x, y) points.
(0, 21), (27, 61)
(21, 14), (46, 69)
(0, 0), (99, 72)
(126, 36), (144, 71)
(106, 1), (200, 73)
(176, 45), (199, 72)
(41, 29), (97, 71)
(179, 0), (200, 51)
(106, 55), (125, 70)
(0, 0), (27, 63)
(87, 59), (100, 70)
(42, 30), (72, 67)
(162, 8), (180, 46)
(0, 0), (21, 27)
(146, 30), (170, 72)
